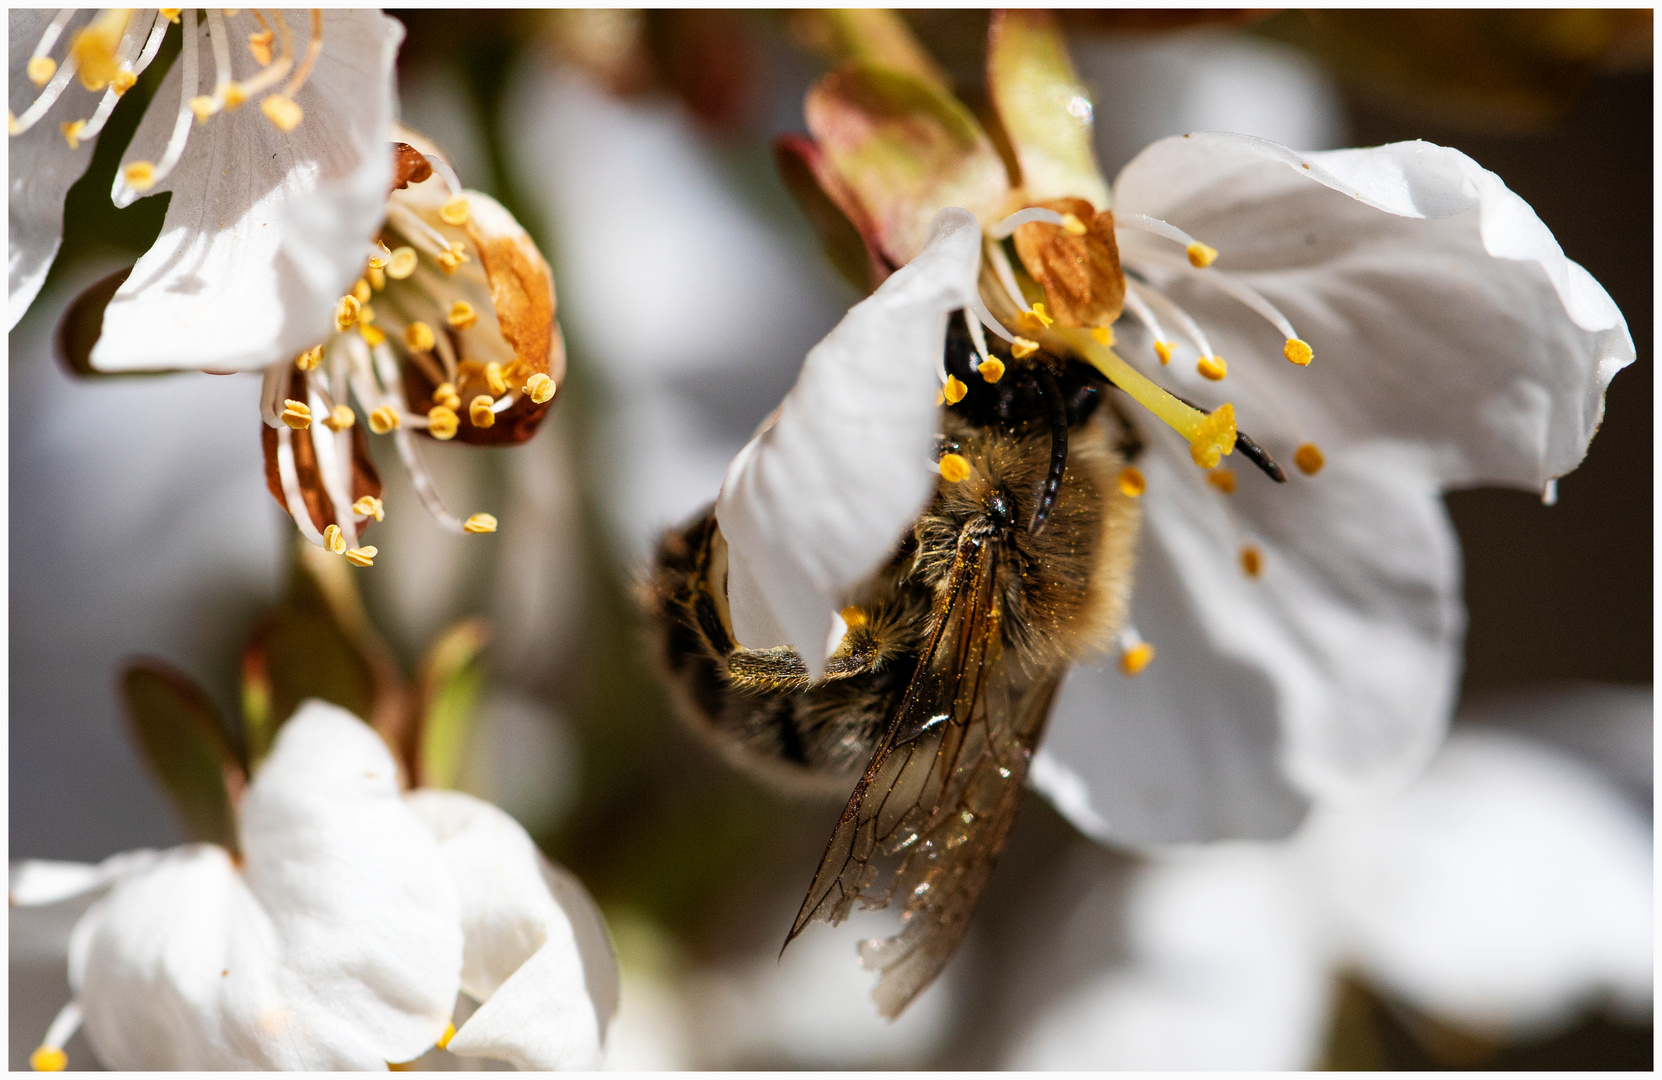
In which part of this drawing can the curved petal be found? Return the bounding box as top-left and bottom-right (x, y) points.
(90, 10), (402, 372)
(10, 852), (159, 907)
(7, 9), (99, 329)
(1300, 728), (1654, 1034)
(1113, 132), (1632, 488)
(713, 206), (982, 674)
(75, 701), (461, 1069)
(405, 788), (617, 1071)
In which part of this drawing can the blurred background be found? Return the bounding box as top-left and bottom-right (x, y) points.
(10, 9), (1652, 1070)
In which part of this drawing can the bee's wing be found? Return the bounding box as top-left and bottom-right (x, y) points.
(785, 531), (1061, 1019)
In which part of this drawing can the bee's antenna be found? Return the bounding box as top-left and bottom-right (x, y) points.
(1029, 366), (1069, 535)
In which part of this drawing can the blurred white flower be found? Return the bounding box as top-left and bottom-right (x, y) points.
(11, 701), (616, 1071)
(1005, 688), (1653, 1069)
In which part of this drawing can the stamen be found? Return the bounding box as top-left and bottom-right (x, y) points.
(439, 196), (469, 226)
(324, 403), (355, 431)
(28, 56), (57, 87)
(1151, 256), (1310, 361)
(394, 430), (470, 532)
(1120, 282), (1171, 363)
(335, 294), (360, 330)
(404, 321), (435, 352)
(977, 358), (1005, 383)
(942, 375), (967, 405)
(961, 308), (992, 368)
(1010, 337), (1038, 359)
(484, 361), (508, 396)
(29, 10), (77, 83)
(1206, 468), (1236, 494)
(434, 243), (469, 274)
(1284, 338), (1313, 366)
(9, 43), (80, 136)
(367, 240), (391, 270)
(1294, 443), (1324, 475)
(985, 239), (1032, 316)
(464, 513), (498, 534)
(1090, 326), (1113, 346)
(938, 453), (971, 483)
(368, 405), (400, 434)
(275, 426), (329, 546)
(352, 495), (384, 521)
(261, 94), (302, 132)
(118, 8), (199, 192)
(1240, 544), (1263, 579)
(279, 10), (323, 101)
(969, 294), (1015, 344)
(386, 246), (418, 279)
(323, 523), (346, 555)
(447, 301), (477, 330)
(205, 10), (234, 107)
(1023, 302), (1054, 331)
(1117, 466), (1145, 497)
(312, 405), (358, 548)
(1116, 627), (1155, 676)
(1196, 355), (1227, 381)
(524, 373), (555, 403)
(1129, 276), (1215, 362)
(31, 998), (81, 1071)
(345, 546), (377, 567)
(989, 206), (1065, 240)
(280, 398), (312, 429)
(386, 202), (455, 258)
(295, 344), (323, 371)
(60, 121), (85, 149)
(77, 13), (169, 144)
(367, 265), (386, 291)
(427, 406), (459, 439)
(71, 9), (130, 92)
(468, 395), (496, 428)
(1116, 213), (1218, 267)
(432, 382), (462, 410)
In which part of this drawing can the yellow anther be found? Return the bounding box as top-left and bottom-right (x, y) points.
(938, 452), (971, 483)
(1186, 241), (1218, 268)
(485, 361), (508, 397)
(247, 29), (275, 66)
(1240, 544), (1263, 579)
(1188, 403), (1237, 470)
(366, 265), (385, 291)
(935, 388), (945, 407)
(159, 9), (181, 23)
(295, 344), (323, 371)
(280, 399), (312, 429)
(71, 9), (128, 91)
(943, 375), (967, 405)
(1118, 641), (1156, 677)
(405, 322), (435, 352)
(221, 82), (249, 111)
(110, 69), (136, 95)
(353, 495), (384, 521)
(839, 605), (868, 630)
(190, 95), (217, 123)
(524, 373), (556, 404)
(1196, 355), (1227, 381)
(1153, 340), (1172, 365)
(1029, 303), (1054, 329)
(1294, 442), (1325, 476)
(1284, 338), (1313, 366)
(30, 1046), (67, 1072)
(469, 395), (496, 428)
(1206, 468), (1237, 494)
(335, 294), (360, 331)
(358, 323), (386, 346)
(9, 112), (21, 136)
(123, 161), (157, 192)
(432, 382), (462, 410)
(427, 405), (459, 440)
(361, 304), (378, 326)
(1117, 466), (1145, 498)
(1090, 326), (1114, 346)
(437, 1022), (457, 1050)
(367, 242), (391, 270)
(323, 523), (346, 555)
(978, 358), (1005, 384)
(345, 546), (378, 567)
(439, 197), (470, 226)
(448, 300), (477, 330)
(60, 120), (86, 150)
(1060, 212), (1087, 236)
(386, 246), (418, 280)
(261, 95), (302, 133)
(434, 244), (467, 273)
(1010, 337), (1039, 359)
(368, 406), (400, 434)
(463, 513), (498, 534)
(28, 56), (57, 87)
(352, 279), (372, 305)
(324, 404), (355, 431)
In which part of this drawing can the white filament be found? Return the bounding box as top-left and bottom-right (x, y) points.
(276, 426), (329, 547)
(1120, 280), (1169, 351)
(79, 12), (170, 143)
(10, 46), (80, 134)
(393, 429), (468, 534)
(989, 206), (1065, 240)
(1116, 212), (1207, 251)
(127, 6), (199, 191)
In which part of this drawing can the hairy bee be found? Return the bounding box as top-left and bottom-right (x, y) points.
(645, 315), (1142, 1018)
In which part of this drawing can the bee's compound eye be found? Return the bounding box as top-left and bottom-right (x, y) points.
(986, 489), (1016, 528)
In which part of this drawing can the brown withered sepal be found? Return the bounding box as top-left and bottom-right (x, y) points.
(391, 141), (434, 191)
(1011, 197), (1125, 329)
(261, 370), (383, 533)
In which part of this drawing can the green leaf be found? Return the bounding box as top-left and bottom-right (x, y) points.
(773, 134), (891, 295)
(986, 10), (1111, 209)
(120, 663), (244, 851)
(415, 619), (492, 789)
(806, 10), (953, 94)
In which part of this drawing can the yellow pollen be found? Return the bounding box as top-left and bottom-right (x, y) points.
(839, 605), (868, 630)
(1060, 212), (1087, 236)
(1206, 468), (1236, 494)
(353, 495), (385, 521)
(60, 120), (86, 150)
(1188, 403), (1237, 470)
(72, 9), (128, 92)
(463, 513), (498, 534)
(439, 197), (470, 226)
(358, 323), (386, 347)
(524, 373), (556, 404)
(432, 383), (462, 410)
(1186, 241), (1218, 268)
(295, 344), (323, 371)
(405, 322), (436, 352)
(1284, 337), (1313, 366)
(220, 82), (249, 111)
(1294, 442), (1325, 475)
(938, 452), (971, 483)
(366, 265), (385, 290)
(261, 95), (302, 133)
(1153, 340), (1172, 365)
(1091, 326), (1114, 346)
(386, 246), (418, 279)
(324, 404), (355, 431)
(1011, 337), (1039, 359)
(344, 546), (378, 567)
(248, 29), (275, 66)
(27, 56), (57, 87)
(280, 399), (312, 429)
(434, 244), (468, 274)
(352, 279), (372, 305)
(368, 406), (400, 434)
(448, 301), (477, 330)
(485, 361), (508, 397)
(1196, 355), (1227, 381)
(437, 1022), (457, 1050)
(943, 375), (967, 405)
(469, 395), (496, 428)
(159, 9), (181, 23)
(110, 69), (136, 95)
(1240, 544), (1263, 579)
(30, 1046), (67, 1072)
(123, 161), (157, 192)
(1117, 466), (1145, 497)
(427, 405), (459, 439)
(357, 303), (376, 325)
(1029, 303), (1053, 328)
(322, 524), (346, 555)
(1119, 641), (1156, 677)
(978, 358), (1005, 383)
(335, 295), (360, 331)
(367, 242), (391, 270)
(190, 95), (217, 123)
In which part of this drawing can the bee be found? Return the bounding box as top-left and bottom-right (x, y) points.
(645, 313), (1144, 1018)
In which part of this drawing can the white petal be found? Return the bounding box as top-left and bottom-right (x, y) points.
(76, 701), (461, 1069)
(7, 10), (100, 329)
(713, 207), (982, 674)
(1300, 727), (1654, 1034)
(405, 788), (618, 1070)
(10, 851), (158, 906)
(90, 10), (402, 372)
